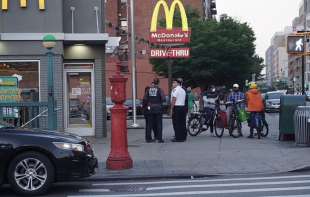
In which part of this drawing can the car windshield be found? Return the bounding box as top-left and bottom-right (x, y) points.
(0, 121), (15, 129)
(125, 99), (141, 105)
(267, 92), (284, 100)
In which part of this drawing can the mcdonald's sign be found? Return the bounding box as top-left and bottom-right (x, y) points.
(1, 0), (46, 11)
(149, 0), (191, 44)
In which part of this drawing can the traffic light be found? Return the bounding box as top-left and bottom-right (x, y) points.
(210, 0), (217, 16)
(287, 35), (305, 54)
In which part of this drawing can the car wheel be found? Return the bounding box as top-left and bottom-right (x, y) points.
(8, 152), (54, 196)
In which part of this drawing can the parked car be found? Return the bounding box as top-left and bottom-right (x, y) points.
(264, 91), (286, 112)
(106, 97), (114, 120)
(0, 121), (98, 196)
(124, 99), (143, 116)
(162, 95), (170, 114)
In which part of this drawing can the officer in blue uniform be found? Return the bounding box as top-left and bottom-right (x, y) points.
(143, 78), (165, 143)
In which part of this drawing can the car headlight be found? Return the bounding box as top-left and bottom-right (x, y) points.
(53, 142), (84, 152)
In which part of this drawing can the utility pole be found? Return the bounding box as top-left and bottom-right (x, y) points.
(302, 0), (307, 95)
(129, 0), (139, 128)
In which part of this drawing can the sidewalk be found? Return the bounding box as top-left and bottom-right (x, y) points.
(86, 116), (310, 180)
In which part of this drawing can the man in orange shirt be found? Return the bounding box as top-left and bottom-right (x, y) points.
(246, 82), (264, 139)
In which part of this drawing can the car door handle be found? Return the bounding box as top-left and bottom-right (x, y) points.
(0, 144), (12, 149)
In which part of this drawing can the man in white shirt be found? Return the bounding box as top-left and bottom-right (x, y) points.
(170, 79), (187, 142)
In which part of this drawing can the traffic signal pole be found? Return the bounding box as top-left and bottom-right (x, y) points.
(302, 0), (307, 95)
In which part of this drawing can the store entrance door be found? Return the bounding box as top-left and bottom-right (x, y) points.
(64, 64), (95, 136)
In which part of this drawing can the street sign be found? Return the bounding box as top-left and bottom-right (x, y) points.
(149, 0), (191, 59)
(150, 48), (190, 58)
(287, 35), (305, 54)
(0, 77), (20, 103)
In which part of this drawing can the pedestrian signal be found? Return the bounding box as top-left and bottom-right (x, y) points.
(287, 36), (305, 54)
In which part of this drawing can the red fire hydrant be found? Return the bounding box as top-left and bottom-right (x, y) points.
(106, 62), (133, 170)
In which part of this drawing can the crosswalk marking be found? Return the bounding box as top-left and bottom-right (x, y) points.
(79, 189), (110, 193)
(263, 195), (310, 197)
(146, 179), (310, 191)
(68, 186), (310, 197)
(93, 174), (310, 186)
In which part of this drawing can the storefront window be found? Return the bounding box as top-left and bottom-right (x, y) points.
(0, 61), (39, 102)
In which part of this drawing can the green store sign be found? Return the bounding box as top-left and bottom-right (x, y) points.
(0, 77), (20, 103)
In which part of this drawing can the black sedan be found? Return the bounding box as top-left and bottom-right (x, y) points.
(0, 121), (98, 196)
(124, 99), (143, 116)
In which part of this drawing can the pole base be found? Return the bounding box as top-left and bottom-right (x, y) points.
(106, 156), (133, 170)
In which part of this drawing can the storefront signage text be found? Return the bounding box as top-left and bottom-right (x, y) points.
(1, 0), (46, 11)
(0, 77), (20, 102)
(149, 0), (191, 59)
(150, 48), (190, 58)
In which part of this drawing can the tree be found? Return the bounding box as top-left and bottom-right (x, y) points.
(150, 9), (264, 90)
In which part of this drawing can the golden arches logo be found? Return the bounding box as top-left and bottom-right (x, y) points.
(150, 0), (189, 32)
(1, 0), (46, 11)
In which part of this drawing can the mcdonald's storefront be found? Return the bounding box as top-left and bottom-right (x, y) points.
(0, 0), (109, 137)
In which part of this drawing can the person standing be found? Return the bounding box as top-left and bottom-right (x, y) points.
(227, 84), (245, 136)
(143, 78), (165, 143)
(202, 86), (219, 132)
(143, 85), (153, 142)
(186, 87), (195, 112)
(171, 79), (187, 142)
(246, 82), (264, 139)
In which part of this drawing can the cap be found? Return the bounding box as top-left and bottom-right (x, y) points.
(233, 84), (239, 88)
(249, 82), (257, 89)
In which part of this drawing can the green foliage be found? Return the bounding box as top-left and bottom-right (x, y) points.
(150, 8), (264, 89)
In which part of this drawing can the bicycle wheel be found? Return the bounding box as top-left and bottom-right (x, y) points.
(214, 114), (224, 138)
(260, 119), (269, 137)
(229, 117), (242, 138)
(187, 116), (202, 136)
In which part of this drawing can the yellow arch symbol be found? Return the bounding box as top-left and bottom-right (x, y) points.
(150, 0), (189, 32)
(2, 0), (46, 11)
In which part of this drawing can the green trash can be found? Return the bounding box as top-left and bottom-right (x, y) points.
(279, 95), (306, 141)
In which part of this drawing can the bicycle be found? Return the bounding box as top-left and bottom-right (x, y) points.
(187, 102), (224, 137)
(252, 112), (269, 138)
(187, 109), (209, 136)
(225, 100), (244, 138)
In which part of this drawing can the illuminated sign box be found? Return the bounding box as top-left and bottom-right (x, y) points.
(149, 0), (191, 44)
(150, 48), (190, 58)
(1, 0), (46, 11)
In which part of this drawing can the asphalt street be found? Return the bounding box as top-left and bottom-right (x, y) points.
(3, 171), (310, 197)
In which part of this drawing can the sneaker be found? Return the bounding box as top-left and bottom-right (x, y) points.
(157, 139), (164, 143)
(146, 139), (155, 143)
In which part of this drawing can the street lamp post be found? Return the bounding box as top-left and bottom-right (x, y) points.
(43, 35), (57, 130)
(129, 0), (140, 128)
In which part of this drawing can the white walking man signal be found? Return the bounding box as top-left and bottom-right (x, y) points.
(296, 38), (304, 51)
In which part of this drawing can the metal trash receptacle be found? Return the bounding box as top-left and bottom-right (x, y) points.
(279, 95), (306, 141)
(294, 106), (310, 146)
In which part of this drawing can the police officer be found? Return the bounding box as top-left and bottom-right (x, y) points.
(143, 78), (165, 143)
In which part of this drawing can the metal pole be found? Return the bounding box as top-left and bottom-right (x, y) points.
(302, 0), (307, 95)
(168, 60), (172, 100)
(130, 0), (139, 127)
(47, 50), (56, 130)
